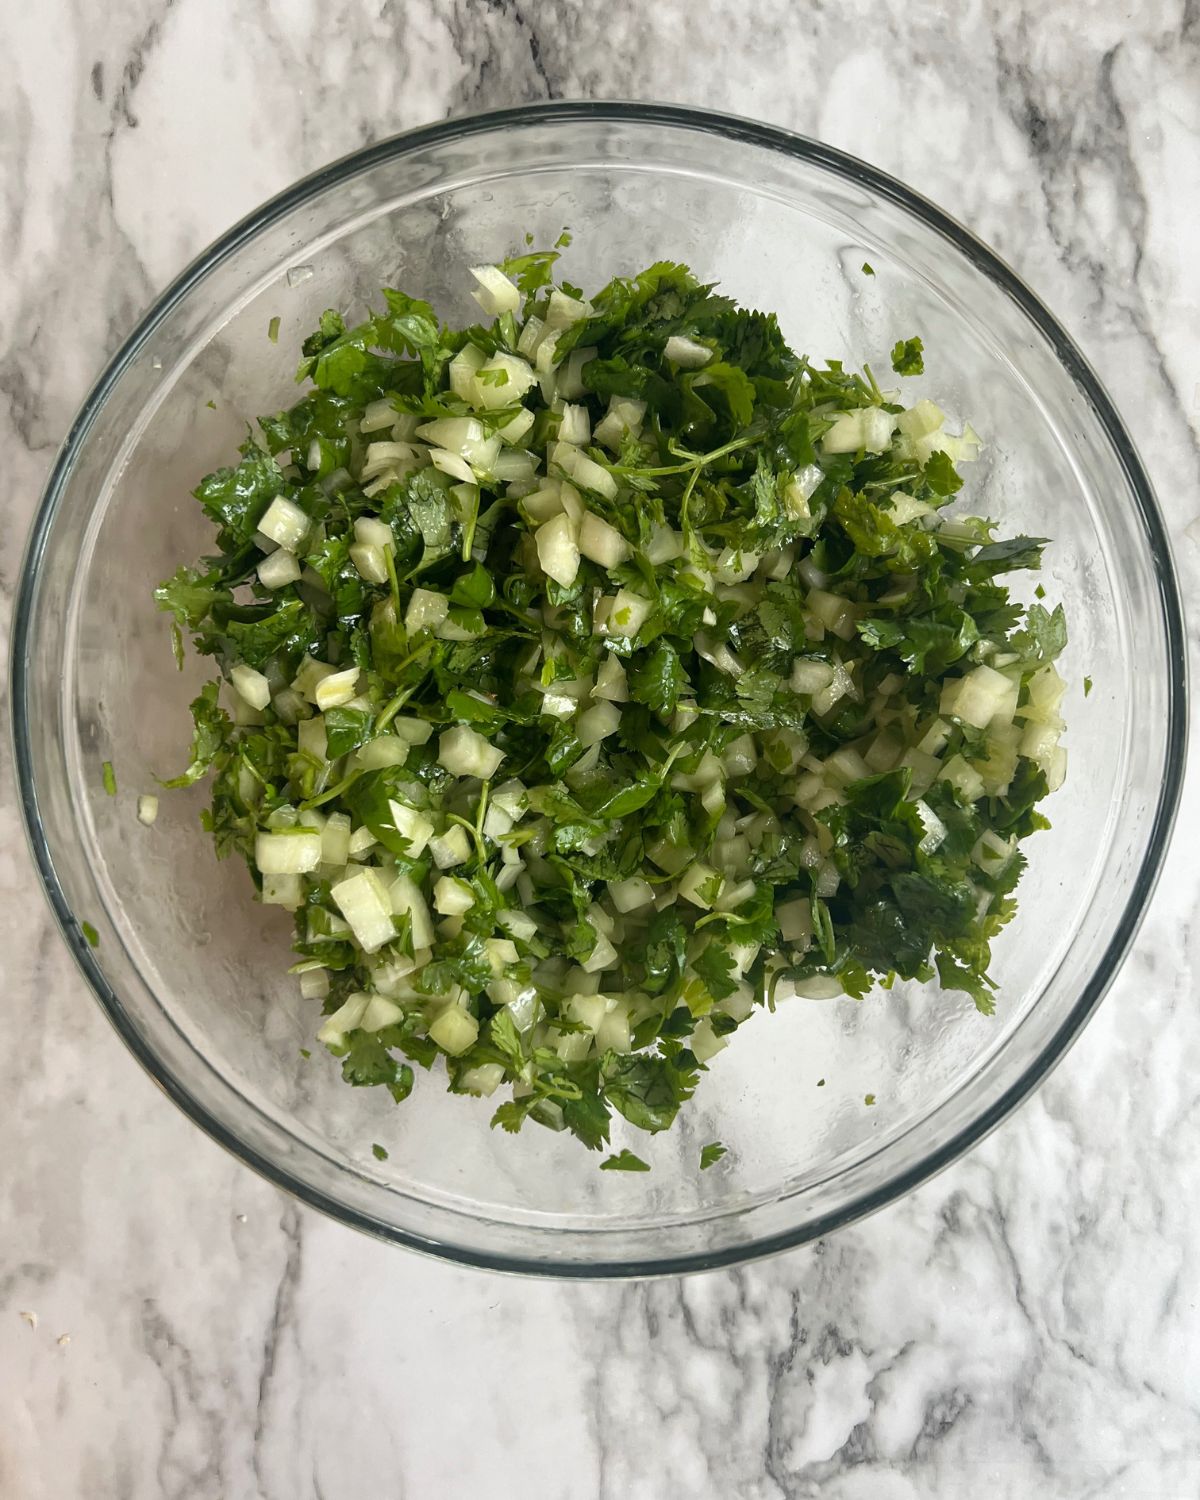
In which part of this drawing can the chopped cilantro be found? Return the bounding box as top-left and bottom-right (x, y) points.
(864, 1093), (876, 1107)
(102, 760), (117, 797)
(81, 921), (99, 948)
(600, 1150), (651, 1172)
(268, 316), (281, 343)
(891, 336), (924, 376)
(371, 1142), (389, 1161)
(157, 249), (1069, 1168)
(861, 262), (875, 276)
(1083, 676), (1093, 697)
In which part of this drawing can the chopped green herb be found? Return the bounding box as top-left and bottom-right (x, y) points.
(1083, 676), (1093, 697)
(371, 1142), (389, 1161)
(861, 262), (875, 276)
(891, 336), (924, 376)
(864, 1093), (876, 1106)
(102, 760), (117, 797)
(699, 1141), (727, 1169)
(81, 921), (99, 948)
(205, 399), (216, 410)
(268, 316), (281, 343)
(299, 1048), (311, 1059)
(157, 250), (1069, 1165)
(600, 1149), (652, 1172)
(817, 1078), (826, 1087)
(555, 229), (573, 249)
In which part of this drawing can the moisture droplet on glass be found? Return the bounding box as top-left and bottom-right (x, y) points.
(287, 264), (314, 287)
(150, 356), (163, 371)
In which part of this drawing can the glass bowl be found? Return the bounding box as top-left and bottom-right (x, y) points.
(12, 103), (1186, 1276)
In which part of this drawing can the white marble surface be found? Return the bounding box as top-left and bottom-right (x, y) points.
(2, 3), (1199, 1496)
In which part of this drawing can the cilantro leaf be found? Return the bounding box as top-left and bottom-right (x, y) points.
(159, 682), (228, 789)
(599, 1149), (651, 1172)
(628, 640), (686, 717)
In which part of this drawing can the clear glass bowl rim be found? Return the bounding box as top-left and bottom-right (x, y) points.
(10, 100), (1188, 1277)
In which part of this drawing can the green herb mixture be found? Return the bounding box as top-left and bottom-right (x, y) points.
(156, 250), (1068, 1163)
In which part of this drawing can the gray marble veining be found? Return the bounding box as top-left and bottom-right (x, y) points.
(2, 2), (1199, 1497)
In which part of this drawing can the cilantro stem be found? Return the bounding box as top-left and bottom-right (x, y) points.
(461, 487), (480, 562)
(608, 431), (761, 479)
(475, 780), (490, 847)
(384, 545), (401, 615)
(376, 685), (417, 733)
(301, 767), (364, 811)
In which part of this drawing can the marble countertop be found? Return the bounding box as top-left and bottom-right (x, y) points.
(3, 4), (1199, 1497)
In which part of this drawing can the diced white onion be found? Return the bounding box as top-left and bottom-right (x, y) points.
(317, 992), (370, 1045)
(578, 511), (631, 569)
(429, 1006), (479, 1055)
(545, 289), (594, 331)
(664, 335), (712, 368)
(602, 588), (652, 639)
(645, 525), (683, 564)
(390, 716), (435, 746)
(298, 967), (330, 1001)
(498, 406), (536, 446)
(449, 344), (486, 402)
(714, 547), (759, 584)
(359, 397), (399, 434)
(314, 667), (360, 711)
(822, 408), (896, 455)
(438, 725), (505, 780)
(558, 403), (591, 445)
(262, 873), (304, 909)
(387, 799), (434, 857)
(491, 779), (529, 819)
(594, 396), (646, 450)
(581, 932), (618, 974)
(679, 862), (723, 910)
(690, 1018), (727, 1062)
(516, 315), (545, 358)
(608, 876), (654, 913)
(331, 868), (395, 953)
(940, 665), (1017, 730)
(349, 542), (389, 584)
(258, 496), (310, 550)
(577, 700), (621, 747)
(256, 829), (322, 875)
(430, 826), (471, 869)
(474, 353), (538, 411)
(389, 874), (434, 948)
(257, 548), (301, 590)
(405, 588), (450, 635)
(535, 512), (581, 588)
(592, 654), (629, 702)
(434, 876), (476, 916)
(231, 664), (271, 711)
(776, 896), (812, 944)
(469, 263), (521, 317)
(355, 736), (409, 771)
(428, 448), (475, 483)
